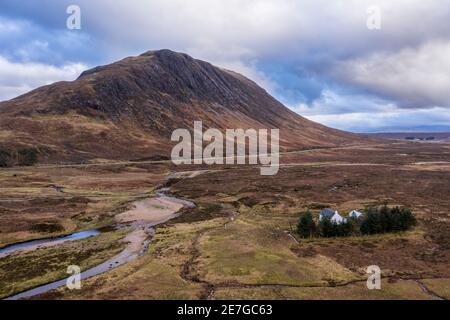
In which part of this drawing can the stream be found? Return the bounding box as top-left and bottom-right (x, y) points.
(2, 192), (195, 300)
(0, 230), (101, 256)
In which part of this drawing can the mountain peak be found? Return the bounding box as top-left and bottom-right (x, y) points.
(140, 48), (191, 59)
(78, 49), (198, 80)
(0, 49), (362, 162)
(77, 48), (255, 109)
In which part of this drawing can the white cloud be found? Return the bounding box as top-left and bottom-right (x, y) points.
(75, 0), (450, 60)
(0, 56), (87, 101)
(74, 0), (450, 112)
(333, 41), (450, 108)
(306, 107), (450, 133)
(291, 90), (393, 116)
(0, 20), (21, 33)
(211, 59), (279, 95)
(291, 89), (450, 132)
(2, 0), (450, 131)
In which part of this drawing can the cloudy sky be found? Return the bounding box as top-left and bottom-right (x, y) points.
(1, 0), (449, 132)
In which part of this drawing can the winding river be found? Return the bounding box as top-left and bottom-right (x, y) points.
(2, 192), (195, 300)
(0, 230), (101, 256)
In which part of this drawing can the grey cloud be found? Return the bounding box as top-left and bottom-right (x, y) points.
(306, 107), (450, 133)
(2, 0), (450, 131)
(331, 41), (450, 109)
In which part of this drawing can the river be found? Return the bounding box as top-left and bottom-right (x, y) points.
(3, 192), (195, 300)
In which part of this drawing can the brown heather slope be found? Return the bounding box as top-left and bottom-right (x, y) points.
(0, 49), (364, 163)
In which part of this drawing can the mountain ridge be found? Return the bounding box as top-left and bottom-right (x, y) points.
(0, 49), (365, 163)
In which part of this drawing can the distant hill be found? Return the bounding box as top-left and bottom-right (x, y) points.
(0, 49), (365, 163)
(370, 132), (450, 141)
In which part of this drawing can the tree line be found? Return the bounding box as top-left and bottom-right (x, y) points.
(297, 205), (417, 238)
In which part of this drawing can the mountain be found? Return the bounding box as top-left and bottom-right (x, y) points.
(0, 49), (363, 163)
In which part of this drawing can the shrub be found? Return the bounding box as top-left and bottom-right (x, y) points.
(319, 217), (354, 238)
(397, 207), (417, 231)
(30, 222), (65, 233)
(337, 219), (355, 237)
(17, 148), (38, 166)
(297, 211), (316, 238)
(0, 148), (10, 167)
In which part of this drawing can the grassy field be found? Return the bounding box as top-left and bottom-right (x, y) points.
(213, 279), (435, 300)
(0, 142), (449, 299)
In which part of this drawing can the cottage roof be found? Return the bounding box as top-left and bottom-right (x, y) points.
(320, 208), (336, 218)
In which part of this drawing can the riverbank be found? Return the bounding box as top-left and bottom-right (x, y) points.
(2, 192), (195, 300)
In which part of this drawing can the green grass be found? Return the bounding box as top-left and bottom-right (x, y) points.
(197, 219), (359, 286)
(213, 279), (434, 300)
(420, 278), (450, 299)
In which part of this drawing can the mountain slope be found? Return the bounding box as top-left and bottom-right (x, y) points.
(0, 49), (364, 163)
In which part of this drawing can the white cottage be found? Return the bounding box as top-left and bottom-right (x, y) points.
(349, 210), (364, 219)
(319, 208), (347, 224)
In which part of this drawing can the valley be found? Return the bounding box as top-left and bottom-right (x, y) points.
(0, 141), (448, 300)
(0, 50), (448, 301)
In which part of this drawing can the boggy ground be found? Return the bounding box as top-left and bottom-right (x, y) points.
(0, 141), (449, 299)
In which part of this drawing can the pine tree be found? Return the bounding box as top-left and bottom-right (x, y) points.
(390, 206), (402, 231)
(360, 205), (416, 235)
(361, 209), (382, 235)
(297, 211), (316, 238)
(379, 204), (391, 233)
(319, 217), (335, 237)
(398, 208), (417, 231)
(339, 220), (354, 237)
